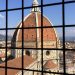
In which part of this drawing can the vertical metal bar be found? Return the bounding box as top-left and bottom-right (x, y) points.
(22, 0), (24, 75)
(41, 0), (43, 75)
(5, 0), (8, 75)
(62, 0), (66, 74)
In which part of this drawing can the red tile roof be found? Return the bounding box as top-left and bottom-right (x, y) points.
(44, 60), (58, 69)
(0, 55), (35, 75)
(16, 12), (57, 42)
(0, 53), (5, 58)
(0, 68), (20, 75)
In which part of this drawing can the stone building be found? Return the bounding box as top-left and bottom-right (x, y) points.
(11, 0), (60, 74)
(11, 0), (59, 58)
(0, 0), (61, 75)
(0, 0), (75, 75)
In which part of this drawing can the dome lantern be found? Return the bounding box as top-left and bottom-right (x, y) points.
(31, 0), (40, 12)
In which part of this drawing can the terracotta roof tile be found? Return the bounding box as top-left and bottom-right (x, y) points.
(15, 12), (56, 42)
(0, 55), (35, 75)
(0, 69), (20, 75)
(44, 60), (58, 69)
(0, 53), (5, 58)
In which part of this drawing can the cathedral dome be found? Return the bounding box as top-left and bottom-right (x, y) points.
(16, 12), (57, 42)
(11, 0), (57, 48)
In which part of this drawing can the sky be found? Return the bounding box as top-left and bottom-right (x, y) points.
(0, 0), (75, 40)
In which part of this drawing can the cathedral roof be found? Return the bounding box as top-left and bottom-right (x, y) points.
(13, 12), (57, 42)
(44, 60), (58, 69)
(11, 0), (57, 48)
(0, 53), (5, 58)
(0, 55), (35, 75)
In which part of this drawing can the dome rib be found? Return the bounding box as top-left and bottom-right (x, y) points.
(16, 12), (57, 42)
(11, 12), (57, 48)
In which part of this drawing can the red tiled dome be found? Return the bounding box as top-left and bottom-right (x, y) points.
(15, 12), (57, 42)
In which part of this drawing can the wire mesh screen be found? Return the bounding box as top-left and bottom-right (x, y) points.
(0, 0), (75, 75)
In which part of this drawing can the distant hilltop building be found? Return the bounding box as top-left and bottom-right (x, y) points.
(1, 0), (75, 75)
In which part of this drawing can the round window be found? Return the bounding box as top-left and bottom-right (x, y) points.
(46, 50), (50, 56)
(26, 50), (30, 56)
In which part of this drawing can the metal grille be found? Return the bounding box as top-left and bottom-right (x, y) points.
(0, 0), (75, 75)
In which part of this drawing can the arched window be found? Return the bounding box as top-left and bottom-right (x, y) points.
(46, 50), (50, 56)
(26, 50), (30, 56)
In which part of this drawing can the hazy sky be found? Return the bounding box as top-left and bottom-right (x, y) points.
(0, 0), (75, 39)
